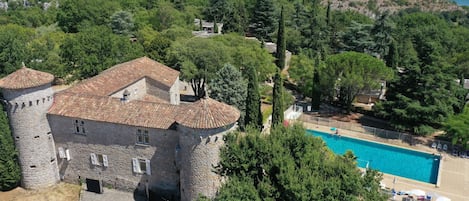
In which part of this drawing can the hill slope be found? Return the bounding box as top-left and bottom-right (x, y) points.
(325, 0), (463, 17)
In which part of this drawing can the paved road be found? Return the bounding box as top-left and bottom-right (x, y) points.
(80, 187), (147, 201)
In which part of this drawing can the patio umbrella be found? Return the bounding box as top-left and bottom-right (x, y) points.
(435, 196), (451, 201)
(408, 189), (426, 196)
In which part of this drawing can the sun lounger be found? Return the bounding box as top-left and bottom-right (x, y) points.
(452, 149), (458, 156)
(431, 142), (437, 149)
(437, 143), (442, 150)
(442, 144), (448, 151)
(460, 151), (467, 158)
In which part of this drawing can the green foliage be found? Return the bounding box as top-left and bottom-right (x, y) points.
(57, 0), (121, 33)
(288, 53), (315, 96)
(60, 26), (143, 81)
(275, 7), (286, 69)
(166, 37), (232, 97)
(377, 12), (468, 135)
(110, 11), (135, 36)
(324, 52), (393, 112)
(245, 65), (263, 130)
(251, 0), (276, 41)
(0, 24), (35, 76)
(216, 124), (387, 201)
(271, 70), (284, 126)
(209, 64), (247, 127)
(0, 104), (20, 191)
(444, 106), (469, 149)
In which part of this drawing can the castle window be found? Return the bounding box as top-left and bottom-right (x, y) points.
(90, 153), (108, 167)
(29, 101), (32, 106)
(136, 129), (149, 145)
(74, 120), (86, 135)
(132, 158), (151, 175)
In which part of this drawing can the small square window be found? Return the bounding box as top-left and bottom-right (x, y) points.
(136, 129), (149, 145)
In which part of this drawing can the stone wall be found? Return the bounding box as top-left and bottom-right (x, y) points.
(2, 84), (60, 189)
(169, 78), (180, 105)
(48, 115), (180, 195)
(110, 78), (147, 101)
(178, 124), (237, 201)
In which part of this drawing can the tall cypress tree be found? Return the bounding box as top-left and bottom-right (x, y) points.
(275, 7), (286, 70)
(311, 69), (321, 110)
(271, 69), (284, 126)
(0, 104), (20, 190)
(245, 66), (263, 130)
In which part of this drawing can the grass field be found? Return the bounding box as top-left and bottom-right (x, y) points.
(0, 182), (81, 201)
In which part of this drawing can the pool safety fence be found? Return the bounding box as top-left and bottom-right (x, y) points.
(302, 115), (454, 152)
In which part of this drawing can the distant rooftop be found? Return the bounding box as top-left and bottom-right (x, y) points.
(0, 67), (54, 90)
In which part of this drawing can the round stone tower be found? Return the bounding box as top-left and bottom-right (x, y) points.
(176, 97), (240, 201)
(0, 67), (59, 189)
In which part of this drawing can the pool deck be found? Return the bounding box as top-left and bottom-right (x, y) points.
(302, 122), (469, 201)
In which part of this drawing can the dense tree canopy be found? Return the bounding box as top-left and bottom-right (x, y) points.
(209, 64), (247, 126)
(216, 124), (387, 201)
(0, 104), (20, 191)
(324, 52), (393, 112)
(444, 105), (469, 149)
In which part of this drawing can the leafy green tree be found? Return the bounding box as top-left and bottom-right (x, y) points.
(166, 37), (232, 98)
(60, 26), (143, 81)
(110, 11), (135, 36)
(57, 0), (121, 33)
(324, 52), (392, 112)
(299, 0), (328, 59)
(275, 7), (286, 70)
(370, 12), (394, 60)
(271, 70), (284, 127)
(0, 104), (20, 191)
(209, 64), (247, 127)
(250, 0), (276, 41)
(216, 124), (387, 201)
(0, 24), (35, 76)
(288, 53), (315, 96)
(245, 65), (263, 130)
(341, 21), (374, 54)
(444, 106), (469, 149)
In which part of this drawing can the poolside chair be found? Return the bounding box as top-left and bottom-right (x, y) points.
(442, 144), (448, 151)
(437, 143), (442, 150)
(460, 151), (467, 158)
(452, 148), (458, 156)
(431, 142), (437, 149)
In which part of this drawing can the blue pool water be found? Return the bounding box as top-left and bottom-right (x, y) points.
(307, 130), (440, 184)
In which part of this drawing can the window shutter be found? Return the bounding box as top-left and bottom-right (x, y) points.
(65, 149), (71, 161)
(132, 158), (140, 173)
(90, 153), (98, 165)
(102, 155), (108, 167)
(58, 147), (65, 159)
(145, 159), (151, 175)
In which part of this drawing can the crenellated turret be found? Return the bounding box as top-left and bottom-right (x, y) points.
(0, 67), (59, 189)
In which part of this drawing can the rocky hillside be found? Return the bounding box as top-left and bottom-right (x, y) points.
(324, 0), (463, 18)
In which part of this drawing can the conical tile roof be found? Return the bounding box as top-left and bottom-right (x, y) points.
(0, 67), (54, 90)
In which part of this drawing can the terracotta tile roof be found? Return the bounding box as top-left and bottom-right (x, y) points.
(0, 67), (54, 90)
(176, 97), (240, 129)
(48, 92), (180, 129)
(65, 57), (179, 96)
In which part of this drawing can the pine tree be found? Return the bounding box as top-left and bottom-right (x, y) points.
(275, 7), (286, 70)
(0, 104), (20, 191)
(271, 70), (284, 126)
(250, 0), (275, 41)
(209, 64), (247, 127)
(245, 66), (263, 130)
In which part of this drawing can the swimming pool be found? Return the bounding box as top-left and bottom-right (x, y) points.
(307, 130), (440, 184)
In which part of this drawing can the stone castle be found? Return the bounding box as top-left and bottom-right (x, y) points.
(0, 57), (240, 201)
